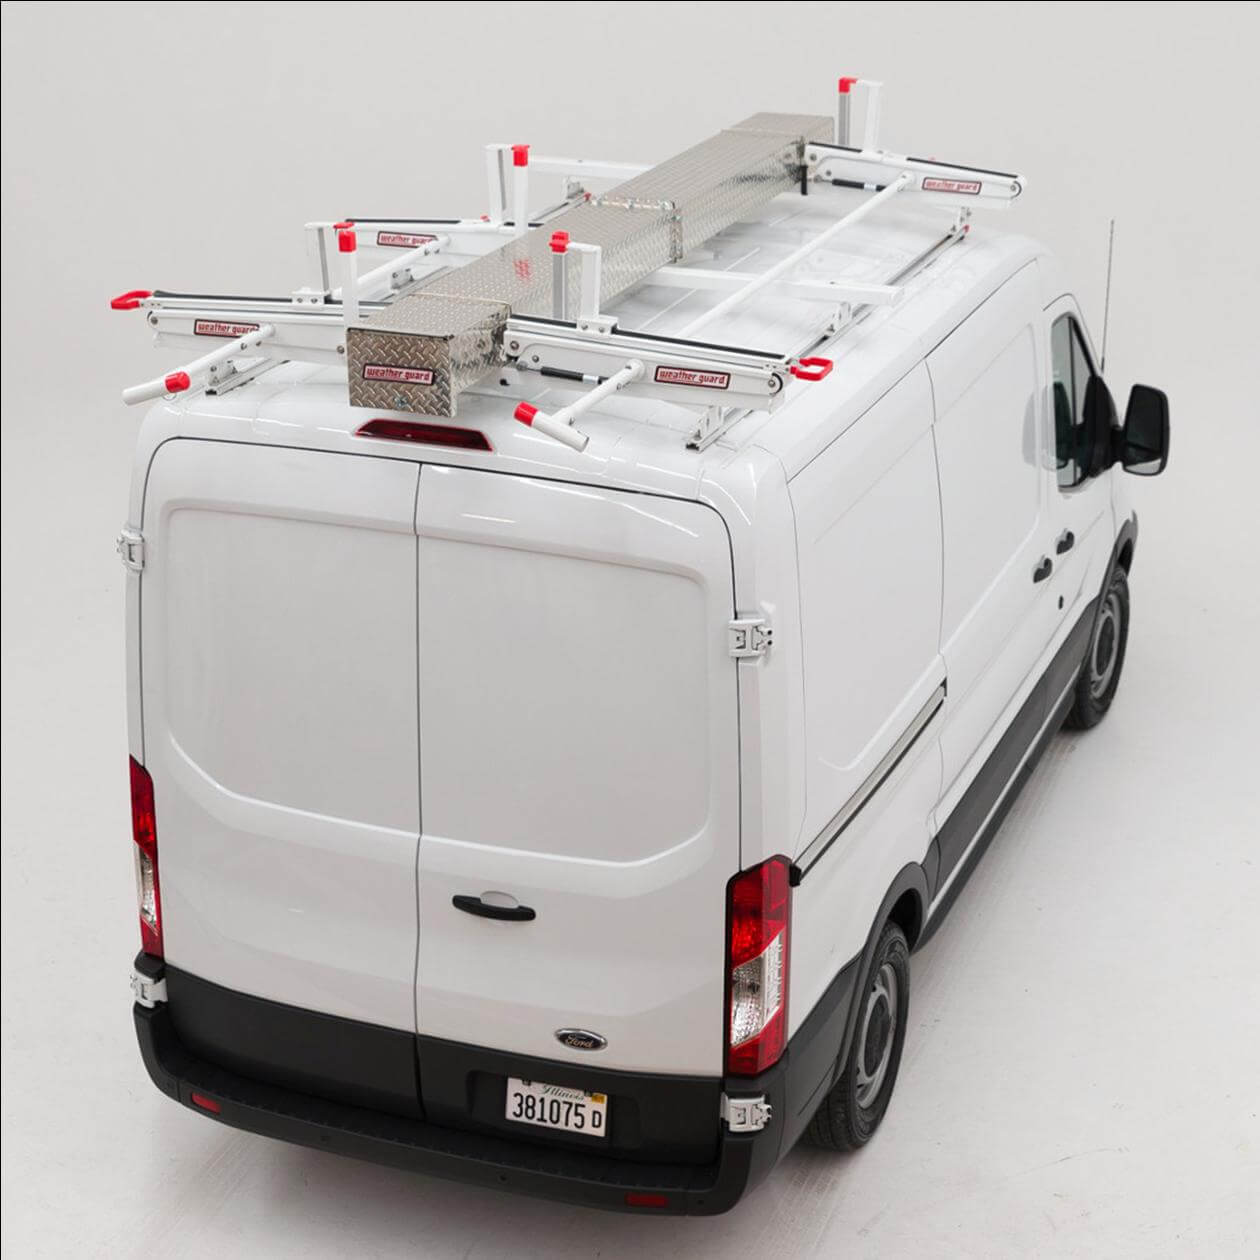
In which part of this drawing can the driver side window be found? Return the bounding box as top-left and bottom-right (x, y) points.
(1050, 314), (1096, 489)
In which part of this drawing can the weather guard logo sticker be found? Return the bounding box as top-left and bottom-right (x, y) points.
(193, 320), (260, 338)
(654, 366), (731, 389)
(363, 364), (434, 385)
(921, 177), (982, 196)
(375, 231), (437, 248)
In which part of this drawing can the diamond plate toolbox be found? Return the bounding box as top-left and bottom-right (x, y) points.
(345, 112), (831, 415)
(346, 293), (509, 416)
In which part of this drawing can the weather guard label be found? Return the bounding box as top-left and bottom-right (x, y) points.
(193, 320), (260, 338)
(363, 364), (434, 385)
(921, 177), (981, 196)
(375, 231), (437, 248)
(654, 366), (731, 389)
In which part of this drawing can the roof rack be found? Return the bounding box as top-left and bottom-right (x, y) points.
(113, 78), (1023, 451)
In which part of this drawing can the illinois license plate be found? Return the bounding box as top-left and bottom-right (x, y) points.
(504, 1077), (608, 1138)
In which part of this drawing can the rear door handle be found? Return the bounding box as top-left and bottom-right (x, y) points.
(452, 894), (536, 922)
(1032, 556), (1053, 583)
(1055, 530), (1076, 555)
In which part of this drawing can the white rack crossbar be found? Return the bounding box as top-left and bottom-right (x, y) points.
(679, 173), (912, 338)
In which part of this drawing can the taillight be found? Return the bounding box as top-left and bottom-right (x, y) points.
(354, 418), (492, 451)
(725, 855), (791, 1076)
(129, 756), (162, 957)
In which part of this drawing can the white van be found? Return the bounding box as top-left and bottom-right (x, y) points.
(119, 100), (1169, 1214)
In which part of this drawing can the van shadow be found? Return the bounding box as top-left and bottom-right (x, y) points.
(261, 1121), (872, 1259)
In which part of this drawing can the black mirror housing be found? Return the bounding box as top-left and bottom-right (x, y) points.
(1120, 384), (1170, 476)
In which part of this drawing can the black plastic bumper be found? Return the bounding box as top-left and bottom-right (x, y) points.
(133, 951), (859, 1215)
(138, 1002), (767, 1214)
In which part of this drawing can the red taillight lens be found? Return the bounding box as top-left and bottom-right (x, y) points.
(129, 756), (162, 957)
(355, 418), (492, 451)
(725, 856), (791, 1076)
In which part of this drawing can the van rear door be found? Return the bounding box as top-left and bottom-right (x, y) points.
(139, 440), (421, 1034)
(414, 466), (740, 1077)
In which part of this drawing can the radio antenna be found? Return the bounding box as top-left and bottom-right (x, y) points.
(1100, 218), (1116, 372)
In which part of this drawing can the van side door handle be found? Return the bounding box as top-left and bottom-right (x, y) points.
(452, 894), (536, 922)
(1055, 530), (1075, 555)
(1032, 556), (1053, 583)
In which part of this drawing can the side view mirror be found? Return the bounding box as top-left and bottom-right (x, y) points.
(1119, 384), (1170, 476)
(1081, 376), (1117, 477)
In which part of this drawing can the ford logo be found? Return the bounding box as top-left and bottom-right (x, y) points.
(555, 1028), (607, 1052)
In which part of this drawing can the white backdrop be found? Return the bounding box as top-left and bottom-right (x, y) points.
(3, 3), (1258, 1256)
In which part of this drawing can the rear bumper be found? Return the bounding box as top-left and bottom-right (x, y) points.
(133, 953), (859, 1215)
(137, 1000), (766, 1214)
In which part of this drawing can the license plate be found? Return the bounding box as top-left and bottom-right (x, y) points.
(504, 1077), (608, 1138)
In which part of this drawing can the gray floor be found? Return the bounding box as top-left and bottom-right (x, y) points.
(2, 372), (1257, 1258)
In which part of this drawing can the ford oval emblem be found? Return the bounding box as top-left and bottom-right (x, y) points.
(555, 1028), (607, 1052)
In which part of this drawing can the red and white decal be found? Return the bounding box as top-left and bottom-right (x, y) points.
(375, 231), (437, 249)
(193, 319), (260, 338)
(921, 176), (982, 196)
(363, 364), (434, 386)
(654, 366), (731, 390)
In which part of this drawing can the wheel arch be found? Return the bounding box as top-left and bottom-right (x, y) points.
(1113, 512), (1138, 576)
(823, 862), (929, 1098)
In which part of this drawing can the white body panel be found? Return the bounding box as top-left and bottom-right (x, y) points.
(413, 467), (738, 1073)
(139, 441), (421, 1029)
(126, 190), (1130, 1070)
(789, 362), (944, 852)
(929, 264), (1055, 810)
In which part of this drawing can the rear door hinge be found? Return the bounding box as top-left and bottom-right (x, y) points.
(720, 1092), (772, 1132)
(728, 616), (772, 659)
(116, 526), (145, 572)
(131, 968), (167, 1008)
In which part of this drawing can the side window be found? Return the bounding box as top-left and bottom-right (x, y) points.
(1050, 314), (1096, 489)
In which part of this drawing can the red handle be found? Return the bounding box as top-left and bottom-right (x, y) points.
(790, 357), (834, 382)
(110, 289), (152, 311)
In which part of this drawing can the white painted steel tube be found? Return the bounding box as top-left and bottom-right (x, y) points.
(340, 234), (359, 327)
(549, 359), (642, 427)
(515, 359), (644, 452)
(678, 174), (911, 337)
(121, 324), (275, 405)
(484, 144), (507, 224)
(861, 80), (884, 151)
(570, 242), (602, 321)
(512, 149), (530, 237)
(529, 156), (650, 181)
(529, 410), (589, 452)
(332, 235), (449, 298)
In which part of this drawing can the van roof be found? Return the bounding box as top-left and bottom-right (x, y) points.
(142, 185), (1048, 499)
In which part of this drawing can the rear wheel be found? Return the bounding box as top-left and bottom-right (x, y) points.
(805, 921), (910, 1151)
(1066, 566), (1130, 729)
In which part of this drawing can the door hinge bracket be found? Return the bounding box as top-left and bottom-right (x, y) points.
(728, 616), (772, 659)
(116, 526), (145, 572)
(131, 969), (167, 1008)
(720, 1092), (773, 1133)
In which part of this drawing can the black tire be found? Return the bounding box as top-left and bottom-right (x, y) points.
(1065, 566), (1130, 730)
(805, 921), (910, 1152)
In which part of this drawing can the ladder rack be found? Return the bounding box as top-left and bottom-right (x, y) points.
(113, 78), (1024, 452)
